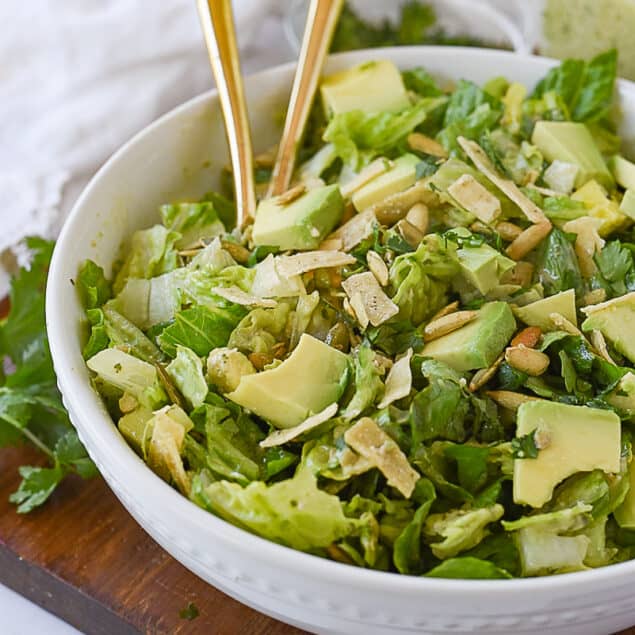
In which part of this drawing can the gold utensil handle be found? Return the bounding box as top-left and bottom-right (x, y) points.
(268, 0), (343, 197)
(197, 0), (256, 226)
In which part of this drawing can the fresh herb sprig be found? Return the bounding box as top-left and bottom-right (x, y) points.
(1, 238), (96, 513)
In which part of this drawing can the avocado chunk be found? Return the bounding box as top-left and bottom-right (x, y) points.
(513, 401), (621, 508)
(513, 289), (577, 332)
(351, 154), (420, 211)
(252, 185), (344, 251)
(581, 292), (635, 364)
(422, 301), (516, 372)
(614, 457), (635, 529)
(118, 407), (153, 455)
(320, 60), (410, 116)
(606, 372), (635, 418)
(620, 189), (635, 221)
(609, 155), (635, 190)
(571, 180), (628, 237)
(531, 121), (613, 189)
(456, 244), (515, 295)
(226, 333), (349, 428)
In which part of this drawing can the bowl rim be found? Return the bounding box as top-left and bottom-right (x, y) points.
(47, 45), (635, 597)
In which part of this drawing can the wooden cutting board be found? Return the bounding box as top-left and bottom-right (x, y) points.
(0, 449), (634, 635)
(0, 445), (304, 635)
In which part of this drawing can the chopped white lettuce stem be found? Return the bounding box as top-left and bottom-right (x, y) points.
(251, 253), (305, 298)
(543, 160), (579, 194)
(447, 173), (502, 224)
(457, 136), (548, 224)
(342, 271), (399, 328)
(260, 403), (338, 448)
(322, 209), (376, 252)
(377, 348), (413, 409)
(212, 285), (277, 308)
(344, 417), (420, 498)
(275, 251), (356, 278)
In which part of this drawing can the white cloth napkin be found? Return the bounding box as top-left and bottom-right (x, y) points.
(0, 0), (292, 292)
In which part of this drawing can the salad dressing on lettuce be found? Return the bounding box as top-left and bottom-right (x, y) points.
(80, 52), (635, 579)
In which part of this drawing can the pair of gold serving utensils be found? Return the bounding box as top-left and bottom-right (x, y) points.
(196, 0), (344, 228)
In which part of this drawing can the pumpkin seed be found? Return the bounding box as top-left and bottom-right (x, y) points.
(424, 310), (478, 342)
(505, 221), (553, 261)
(486, 390), (541, 411)
(505, 345), (550, 376)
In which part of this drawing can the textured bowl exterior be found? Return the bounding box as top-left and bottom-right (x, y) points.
(47, 48), (635, 635)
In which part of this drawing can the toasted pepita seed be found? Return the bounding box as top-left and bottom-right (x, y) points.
(372, 181), (439, 226)
(429, 300), (459, 322)
(496, 221), (524, 241)
(505, 221), (553, 261)
(505, 345), (550, 376)
(582, 288), (607, 306)
(511, 326), (542, 349)
(469, 353), (504, 392)
(501, 261), (534, 287)
(276, 184), (306, 206)
(340, 158), (390, 198)
(424, 310), (478, 342)
(367, 250), (389, 286)
(396, 219), (425, 248)
(407, 132), (448, 157)
(221, 240), (250, 264)
(486, 390), (541, 411)
(470, 221), (492, 235)
(590, 329), (616, 365)
(405, 203), (429, 234)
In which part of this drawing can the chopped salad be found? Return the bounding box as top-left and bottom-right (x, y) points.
(79, 50), (635, 579)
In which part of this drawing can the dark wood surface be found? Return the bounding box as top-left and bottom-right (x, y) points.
(0, 445), (305, 635)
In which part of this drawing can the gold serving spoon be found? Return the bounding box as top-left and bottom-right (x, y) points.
(267, 0), (344, 197)
(197, 0), (256, 227)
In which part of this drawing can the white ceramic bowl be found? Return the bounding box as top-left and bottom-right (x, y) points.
(47, 48), (635, 635)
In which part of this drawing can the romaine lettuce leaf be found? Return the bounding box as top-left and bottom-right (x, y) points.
(425, 556), (511, 579)
(393, 478), (436, 574)
(194, 468), (363, 550)
(77, 260), (112, 310)
(228, 303), (291, 356)
(166, 346), (208, 409)
(158, 304), (246, 358)
(160, 201), (225, 248)
(424, 504), (504, 559)
(532, 50), (617, 123)
(323, 97), (446, 168)
(534, 227), (584, 297)
(389, 236), (459, 326)
(342, 343), (384, 420)
(113, 225), (180, 293)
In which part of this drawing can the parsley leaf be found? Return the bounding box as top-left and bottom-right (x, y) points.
(511, 430), (539, 459)
(1, 238), (96, 512)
